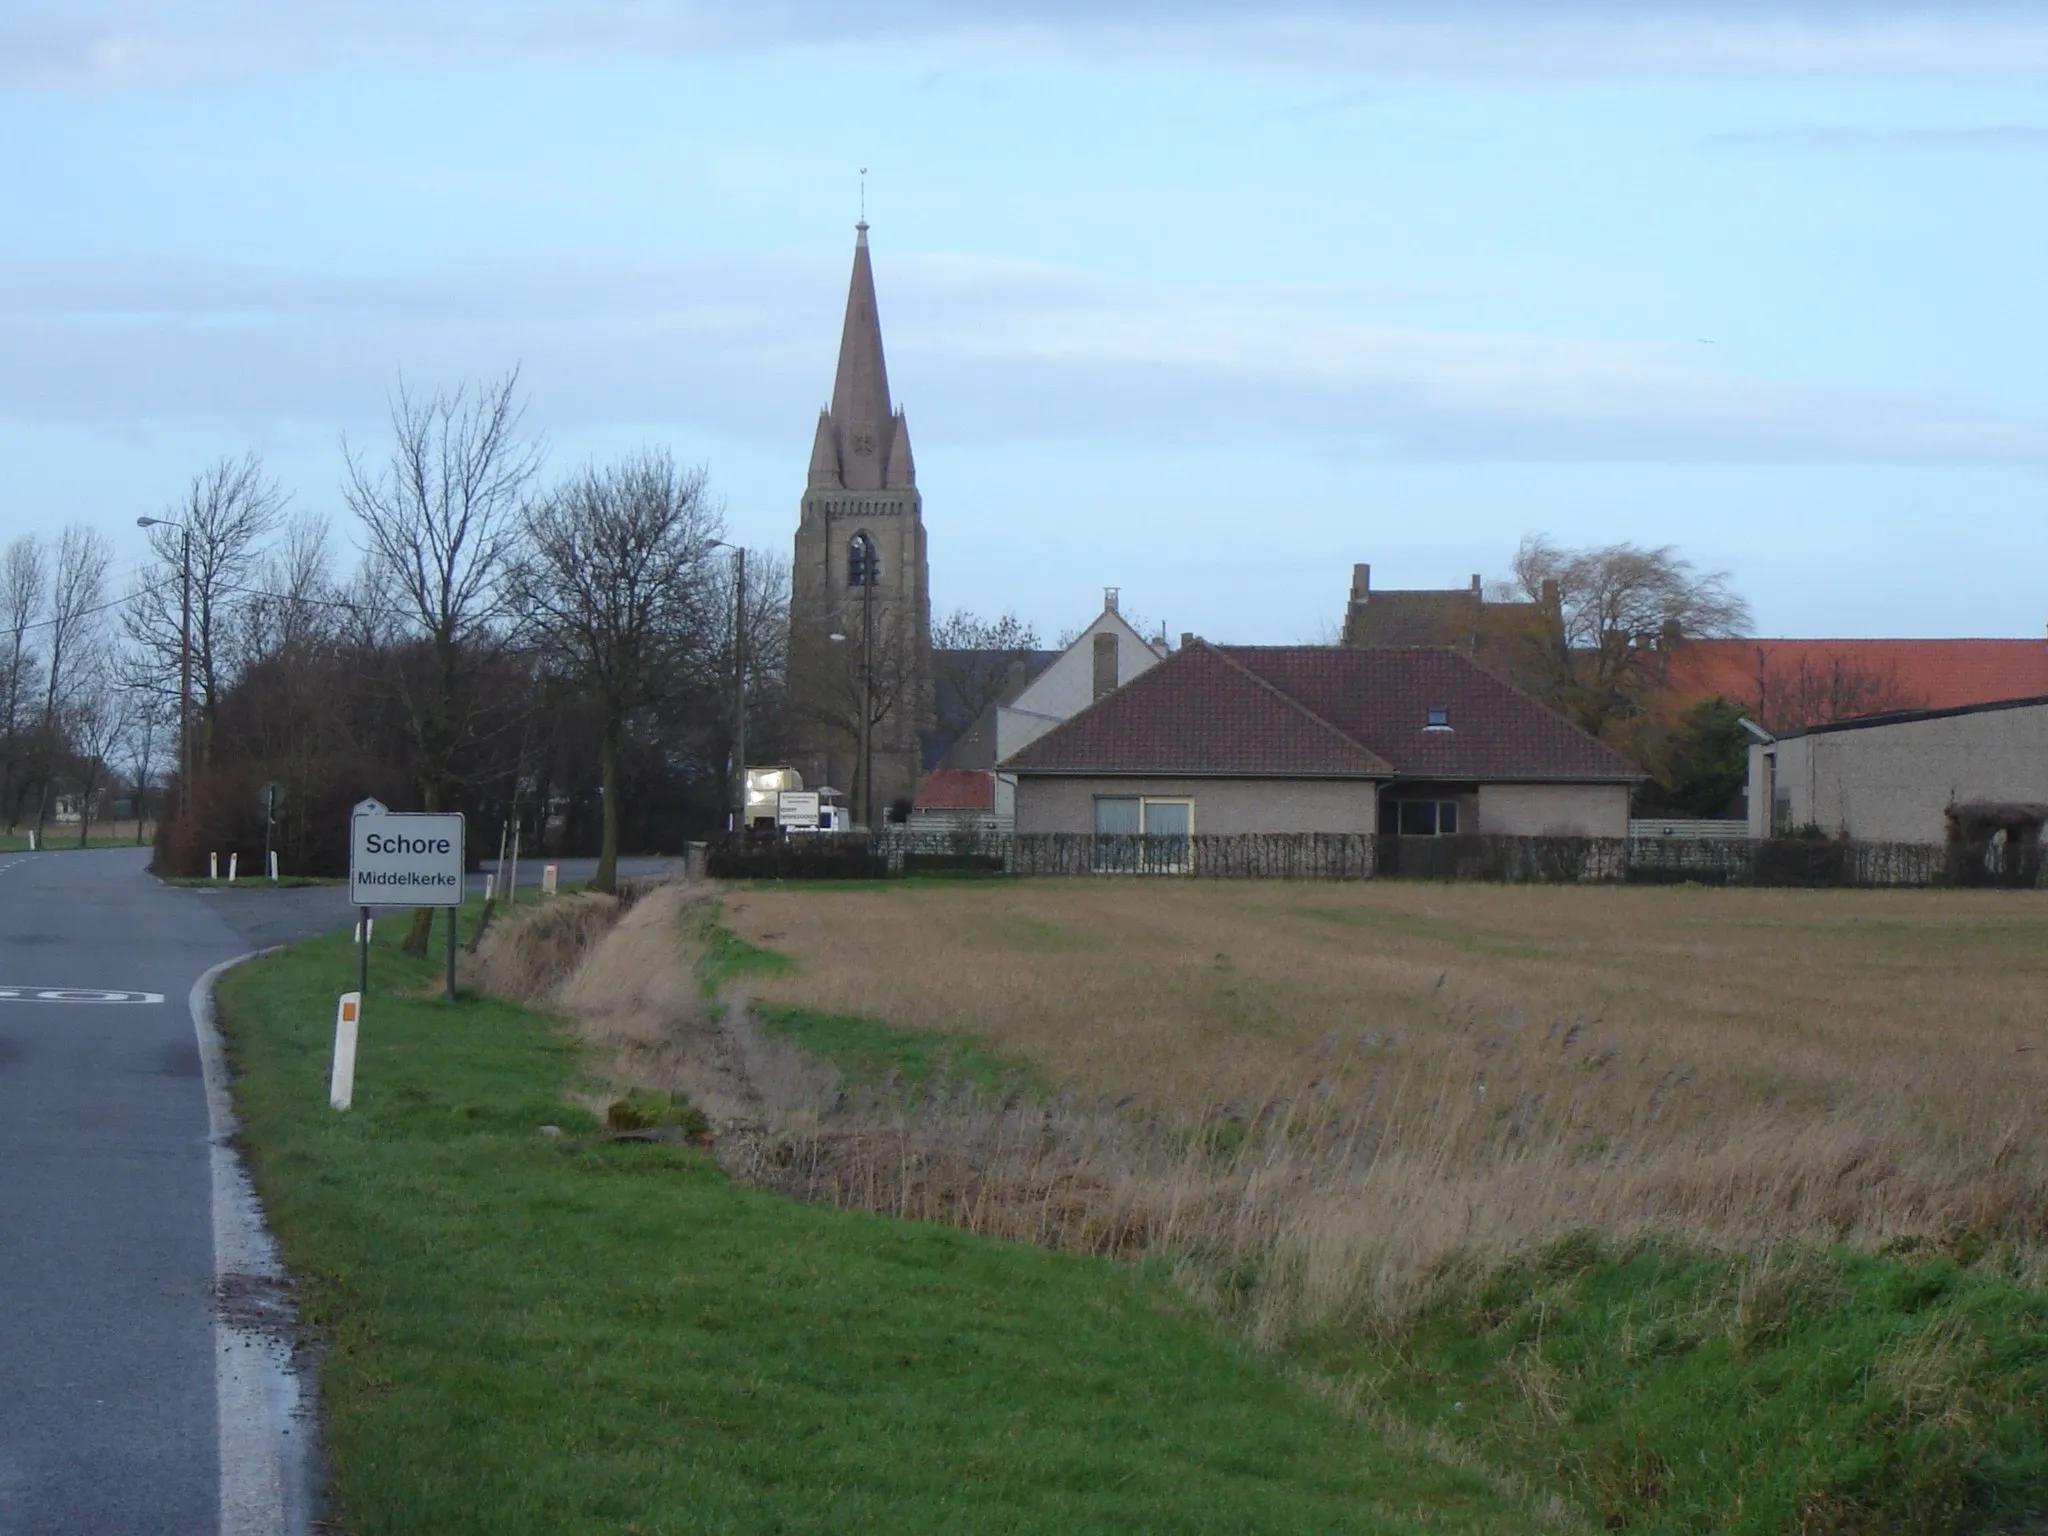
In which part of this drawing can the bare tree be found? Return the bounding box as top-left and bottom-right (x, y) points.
(34, 525), (112, 841)
(0, 537), (45, 829)
(344, 370), (541, 951)
(930, 607), (1042, 741)
(1500, 536), (1751, 738)
(126, 454), (288, 774)
(237, 512), (337, 667)
(69, 679), (128, 846)
(1745, 651), (1925, 732)
(514, 451), (722, 892)
(117, 672), (173, 845)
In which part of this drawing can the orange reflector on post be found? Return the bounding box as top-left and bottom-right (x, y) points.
(331, 990), (363, 1111)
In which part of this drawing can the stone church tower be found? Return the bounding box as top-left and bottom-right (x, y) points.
(786, 222), (932, 823)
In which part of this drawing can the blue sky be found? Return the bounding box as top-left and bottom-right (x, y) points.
(4, 3), (2047, 642)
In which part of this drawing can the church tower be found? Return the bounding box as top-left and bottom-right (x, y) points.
(786, 221), (933, 823)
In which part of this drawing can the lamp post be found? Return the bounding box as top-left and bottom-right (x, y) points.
(135, 516), (192, 815)
(707, 541), (746, 833)
(833, 531), (878, 831)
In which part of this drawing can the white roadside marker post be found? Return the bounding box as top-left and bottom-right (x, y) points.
(209, 851), (218, 880)
(330, 992), (362, 1110)
(541, 862), (558, 896)
(269, 850), (279, 881)
(228, 852), (239, 883)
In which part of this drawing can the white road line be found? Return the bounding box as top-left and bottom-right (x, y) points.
(191, 955), (314, 1536)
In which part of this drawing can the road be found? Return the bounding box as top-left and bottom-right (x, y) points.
(0, 848), (351, 1536)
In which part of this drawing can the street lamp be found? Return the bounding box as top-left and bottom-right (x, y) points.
(836, 530), (878, 831)
(706, 541), (746, 834)
(135, 516), (192, 815)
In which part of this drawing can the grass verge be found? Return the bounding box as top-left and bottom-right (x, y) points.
(215, 904), (1536, 1534)
(1292, 1234), (2048, 1535)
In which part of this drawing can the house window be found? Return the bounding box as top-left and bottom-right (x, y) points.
(1093, 795), (1194, 874)
(1379, 799), (1459, 836)
(847, 534), (880, 587)
(1425, 707), (1450, 731)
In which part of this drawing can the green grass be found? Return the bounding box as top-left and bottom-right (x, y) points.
(214, 904), (1536, 1535)
(1292, 1234), (2048, 1536)
(697, 905), (1040, 1096)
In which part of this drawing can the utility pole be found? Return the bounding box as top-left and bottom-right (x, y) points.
(858, 534), (875, 831)
(732, 546), (746, 833)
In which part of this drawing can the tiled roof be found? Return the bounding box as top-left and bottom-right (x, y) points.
(1663, 640), (2048, 721)
(1005, 643), (1641, 782)
(1226, 647), (1641, 782)
(1002, 643), (1392, 776)
(914, 769), (997, 811)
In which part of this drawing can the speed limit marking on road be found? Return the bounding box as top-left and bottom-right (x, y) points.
(0, 986), (164, 1004)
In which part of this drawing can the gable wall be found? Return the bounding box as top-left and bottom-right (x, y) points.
(1751, 702), (2048, 842)
(996, 613), (1163, 761)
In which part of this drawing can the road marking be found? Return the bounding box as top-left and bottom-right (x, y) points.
(192, 956), (313, 1536)
(0, 986), (164, 1004)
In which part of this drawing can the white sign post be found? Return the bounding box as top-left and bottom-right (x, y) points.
(330, 992), (362, 1111)
(348, 798), (468, 1016)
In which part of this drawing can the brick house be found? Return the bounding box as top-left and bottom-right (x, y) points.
(1003, 641), (1642, 847)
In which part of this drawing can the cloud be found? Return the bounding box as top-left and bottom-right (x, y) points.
(1706, 123), (2048, 151)
(8, 1), (2048, 86)
(3, 251), (2042, 468)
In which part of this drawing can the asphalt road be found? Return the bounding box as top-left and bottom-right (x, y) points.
(0, 848), (352, 1536)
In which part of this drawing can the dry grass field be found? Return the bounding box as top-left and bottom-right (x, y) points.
(721, 879), (2048, 1319)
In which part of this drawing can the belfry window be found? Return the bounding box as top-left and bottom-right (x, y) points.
(847, 534), (881, 588)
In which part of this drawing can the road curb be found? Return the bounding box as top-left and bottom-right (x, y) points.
(190, 951), (317, 1536)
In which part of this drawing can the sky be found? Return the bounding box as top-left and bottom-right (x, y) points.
(3, 2), (2047, 644)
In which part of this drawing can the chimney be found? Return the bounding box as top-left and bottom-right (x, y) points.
(1103, 586), (1120, 614)
(1092, 632), (1118, 700)
(1470, 574), (1482, 595)
(1179, 631), (1196, 650)
(1350, 563), (1370, 602)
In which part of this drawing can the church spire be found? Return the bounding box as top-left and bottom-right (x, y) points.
(827, 221), (901, 493)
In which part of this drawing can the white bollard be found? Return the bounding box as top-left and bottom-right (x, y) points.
(268, 850), (279, 881)
(26, 829), (35, 851)
(209, 851), (218, 880)
(330, 992), (362, 1111)
(483, 873), (495, 902)
(541, 863), (558, 896)
(228, 852), (238, 883)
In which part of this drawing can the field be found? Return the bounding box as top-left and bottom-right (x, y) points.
(720, 880), (2048, 1299)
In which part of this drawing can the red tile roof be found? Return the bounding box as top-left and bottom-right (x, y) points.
(1226, 647), (1640, 781)
(1003, 643), (1392, 777)
(914, 769), (997, 811)
(1662, 639), (2048, 725)
(1005, 643), (1641, 782)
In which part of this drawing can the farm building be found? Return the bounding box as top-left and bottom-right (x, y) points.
(1003, 641), (1642, 843)
(1746, 695), (2048, 844)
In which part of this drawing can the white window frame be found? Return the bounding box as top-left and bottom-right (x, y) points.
(1091, 794), (1196, 875)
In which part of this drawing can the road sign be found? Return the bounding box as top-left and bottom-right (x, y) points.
(349, 799), (465, 908)
(776, 790), (821, 831)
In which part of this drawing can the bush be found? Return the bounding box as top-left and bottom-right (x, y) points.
(705, 833), (884, 881)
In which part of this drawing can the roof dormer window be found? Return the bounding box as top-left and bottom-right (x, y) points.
(1424, 706), (1451, 731)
